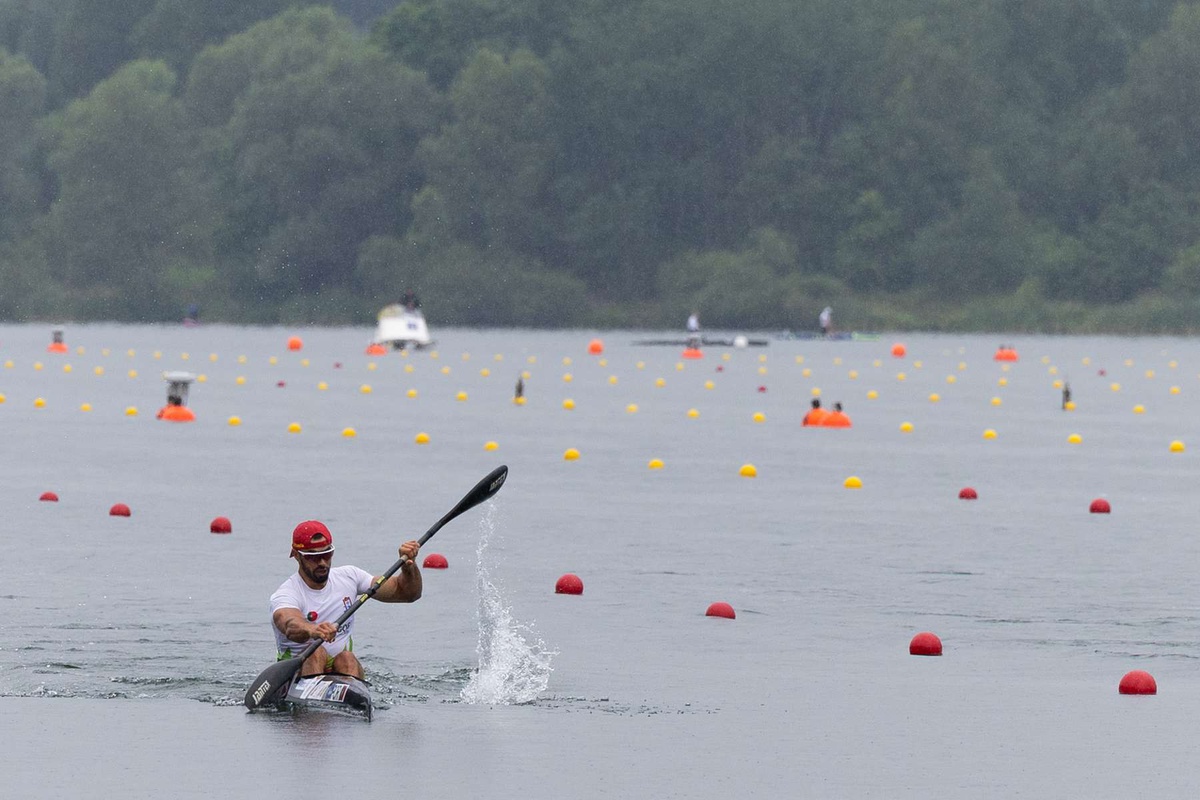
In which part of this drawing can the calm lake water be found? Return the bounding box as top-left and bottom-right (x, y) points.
(4, 323), (1200, 798)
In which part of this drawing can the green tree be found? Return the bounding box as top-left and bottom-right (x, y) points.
(0, 47), (46, 238)
(43, 60), (214, 319)
(182, 7), (439, 299)
(133, 0), (293, 73)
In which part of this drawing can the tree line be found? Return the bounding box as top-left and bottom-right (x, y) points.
(0, 0), (1198, 331)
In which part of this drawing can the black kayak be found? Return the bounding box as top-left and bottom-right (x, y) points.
(279, 673), (373, 721)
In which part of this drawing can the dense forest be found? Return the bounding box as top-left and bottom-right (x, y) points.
(1, 0), (1199, 331)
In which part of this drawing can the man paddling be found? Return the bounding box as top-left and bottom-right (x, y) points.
(271, 520), (422, 679)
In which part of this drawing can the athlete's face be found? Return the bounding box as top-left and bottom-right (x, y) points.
(297, 550), (332, 585)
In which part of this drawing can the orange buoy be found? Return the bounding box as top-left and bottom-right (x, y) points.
(682, 348), (704, 359)
(287, 336), (303, 351)
(422, 553), (449, 569)
(909, 631), (942, 656)
(705, 602), (736, 619)
(891, 342), (907, 358)
(47, 342), (68, 353)
(993, 348), (1019, 362)
(1089, 498), (1111, 514)
(157, 405), (196, 422)
(587, 339), (604, 355)
(109, 503), (131, 517)
(821, 410), (852, 427)
(365, 343), (386, 355)
(39, 491), (58, 502)
(210, 516), (232, 534)
(555, 573), (583, 595)
(1119, 670), (1157, 695)
(958, 487), (978, 500)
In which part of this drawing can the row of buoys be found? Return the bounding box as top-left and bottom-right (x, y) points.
(910, 631), (1156, 694)
(40, 492), (234, 533)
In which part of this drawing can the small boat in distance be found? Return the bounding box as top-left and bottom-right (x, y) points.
(279, 673), (373, 721)
(372, 304), (434, 351)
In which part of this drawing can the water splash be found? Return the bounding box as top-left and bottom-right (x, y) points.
(461, 505), (555, 705)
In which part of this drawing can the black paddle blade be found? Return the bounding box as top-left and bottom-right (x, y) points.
(244, 656), (304, 710)
(424, 465), (508, 543)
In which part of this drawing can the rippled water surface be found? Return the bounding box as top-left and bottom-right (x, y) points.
(5, 323), (1200, 797)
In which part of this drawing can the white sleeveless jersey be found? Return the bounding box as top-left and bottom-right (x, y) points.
(270, 565), (375, 657)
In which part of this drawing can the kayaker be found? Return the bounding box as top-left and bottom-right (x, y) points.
(686, 311), (700, 349)
(802, 398), (827, 426)
(819, 306), (832, 335)
(270, 520), (422, 679)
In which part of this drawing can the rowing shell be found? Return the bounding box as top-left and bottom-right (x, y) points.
(280, 673), (373, 721)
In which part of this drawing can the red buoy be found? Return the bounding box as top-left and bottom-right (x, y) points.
(555, 573), (583, 595)
(705, 602), (736, 619)
(587, 339), (604, 355)
(757, 385), (767, 393)
(422, 553), (448, 569)
(958, 487), (978, 500)
(1119, 670), (1157, 695)
(209, 516), (232, 534)
(109, 503), (131, 517)
(39, 491), (58, 502)
(1090, 498), (1111, 514)
(716, 365), (724, 372)
(287, 336), (303, 351)
(909, 631), (943, 656)
(276, 380), (286, 388)
(891, 343), (907, 358)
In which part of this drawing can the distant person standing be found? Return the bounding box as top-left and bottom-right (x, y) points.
(515, 375), (525, 400)
(819, 306), (833, 335)
(402, 288), (420, 311)
(1062, 382), (1071, 410)
(686, 311), (701, 349)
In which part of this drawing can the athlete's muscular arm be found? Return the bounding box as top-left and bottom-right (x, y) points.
(273, 608), (336, 643)
(372, 540), (423, 603)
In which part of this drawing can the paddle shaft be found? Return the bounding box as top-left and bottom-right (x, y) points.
(244, 464), (508, 709)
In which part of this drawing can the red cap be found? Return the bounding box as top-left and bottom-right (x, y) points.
(291, 520), (334, 554)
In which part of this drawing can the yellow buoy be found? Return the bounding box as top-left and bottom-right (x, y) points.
(94, 366), (104, 376)
(563, 373), (573, 382)
(1171, 386), (1181, 395)
(867, 390), (878, 400)
(342, 427), (357, 438)
(598, 358), (607, 367)
(484, 441), (499, 451)
(998, 377), (1008, 387)
(197, 374), (207, 383)
(677, 363), (686, 372)
(1065, 400), (1076, 411)
(626, 403), (638, 414)
(360, 384), (372, 394)
(609, 376), (619, 385)
(440, 366), (450, 375)
(210, 354), (219, 362)
(983, 428), (997, 439)
(513, 396), (526, 406)
(128, 369), (138, 379)
(405, 364), (415, 374)
(1169, 440), (1185, 453)
(63, 364), (72, 373)
(236, 376), (246, 385)
(844, 475), (863, 489)
(181, 353), (190, 360)
(237, 355), (246, 364)
(802, 368), (812, 378)
(80, 403), (91, 412)
(287, 422), (302, 433)
(928, 393), (940, 402)
(896, 372), (906, 381)
(739, 464), (757, 478)
(562, 357), (572, 366)
(366, 363), (377, 372)
(1067, 433), (1082, 444)
(703, 380), (713, 389)
(795, 355), (805, 364)
(268, 356), (276, 365)
(407, 389), (418, 399)
(1133, 405), (1145, 414)
(946, 375), (956, 384)
(636, 361), (645, 369)
(228, 416), (241, 426)
(34, 397), (45, 408)
(528, 356), (537, 364)
(900, 422), (913, 433)
(991, 397), (1002, 406)
(1110, 383), (1121, 392)
(757, 366), (767, 375)
(648, 458), (664, 470)
(563, 398), (575, 410)
(481, 368), (490, 377)
(752, 412), (765, 423)
(456, 391), (468, 401)
(125, 406), (137, 416)
(687, 408), (700, 419)
(462, 353), (471, 361)
(563, 447), (580, 460)
(3, 360), (11, 368)
(1053, 379), (1063, 389)
(811, 387), (821, 397)
(655, 378), (666, 388)
(494, 354), (504, 361)
(415, 432), (430, 444)
(318, 381), (328, 391)
(849, 370), (858, 379)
